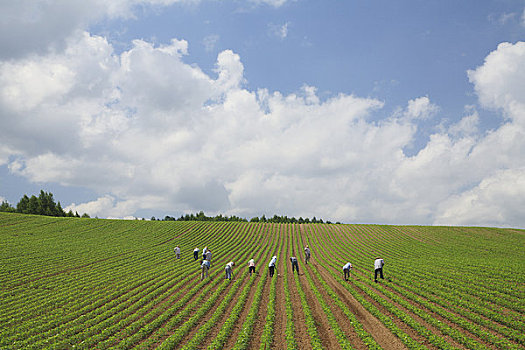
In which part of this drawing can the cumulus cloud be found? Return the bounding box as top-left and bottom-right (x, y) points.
(404, 96), (439, 121)
(435, 168), (525, 228)
(448, 107), (479, 137)
(468, 41), (525, 125)
(0, 0), (197, 60)
(1, 2), (525, 228)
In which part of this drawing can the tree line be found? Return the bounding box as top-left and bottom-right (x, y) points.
(1, 191), (338, 224)
(0, 191), (90, 218)
(159, 211), (338, 224)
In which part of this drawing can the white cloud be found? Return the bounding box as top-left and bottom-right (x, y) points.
(0, 0), (197, 60)
(1, 4), (525, 228)
(448, 107), (479, 137)
(435, 168), (525, 228)
(404, 96), (439, 121)
(65, 195), (117, 216)
(468, 41), (525, 125)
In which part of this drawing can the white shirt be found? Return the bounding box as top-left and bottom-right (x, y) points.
(226, 262), (234, 269)
(268, 257), (276, 267)
(174, 247), (180, 254)
(248, 259), (255, 267)
(374, 258), (384, 269)
(194, 248), (199, 252)
(343, 262), (352, 270)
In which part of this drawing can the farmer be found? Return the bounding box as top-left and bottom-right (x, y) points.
(174, 246), (180, 259)
(374, 257), (385, 282)
(201, 259), (210, 280)
(248, 258), (256, 275)
(206, 250), (212, 266)
(304, 245), (311, 264)
(343, 262), (353, 281)
(193, 247), (199, 261)
(225, 261), (235, 280)
(268, 256), (277, 277)
(202, 246), (208, 261)
(290, 256), (299, 274)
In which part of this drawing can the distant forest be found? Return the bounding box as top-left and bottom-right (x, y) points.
(1, 190), (337, 224)
(0, 190), (90, 218)
(161, 212), (338, 224)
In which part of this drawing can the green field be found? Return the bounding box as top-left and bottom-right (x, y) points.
(1, 212), (524, 349)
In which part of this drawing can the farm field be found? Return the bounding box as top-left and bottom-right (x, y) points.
(1, 212), (524, 350)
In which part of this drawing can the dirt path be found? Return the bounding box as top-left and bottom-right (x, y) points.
(197, 272), (254, 349)
(272, 264), (287, 349)
(244, 273), (271, 350)
(285, 227), (313, 350)
(297, 271), (341, 349)
(306, 263), (369, 349)
(198, 225), (274, 350)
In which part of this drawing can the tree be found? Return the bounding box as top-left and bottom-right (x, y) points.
(28, 195), (41, 215)
(16, 195), (30, 214)
(56, 202), (65, 217)
(0, 201), (15, 212)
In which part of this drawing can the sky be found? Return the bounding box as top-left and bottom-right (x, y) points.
(1, 0), (525, 227)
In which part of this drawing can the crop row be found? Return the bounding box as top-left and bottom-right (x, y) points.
(317, 223), (522, 349)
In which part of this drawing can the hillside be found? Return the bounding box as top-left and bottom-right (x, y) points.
(1, 212), (524, 349)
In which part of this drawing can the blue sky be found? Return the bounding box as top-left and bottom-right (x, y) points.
(1, 0), (525, 227)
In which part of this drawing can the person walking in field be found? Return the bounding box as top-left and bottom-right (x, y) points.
(193, 247), (199, 261)
(174, 246), (180, 259)
(225, 261), (235, 280)
(290, 256), (299, 274)
(248, 258), (256, 275)
(374, 257), (385, 282)
(343, 262), (353, 281)
(201, 259), (210, 280)
(268, 256), (277, 277)
(304, 245), (311, 265)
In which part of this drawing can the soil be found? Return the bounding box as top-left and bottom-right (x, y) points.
(316, 264), (409, 350)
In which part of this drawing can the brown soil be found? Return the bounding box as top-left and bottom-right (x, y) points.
(285, 263), (313, 350)
(272, 266), (287, 350)
(316, 264), (409, 350)
(306, 263), (369, 350)
(244, 273), (271, 350)
(197, 272), (255, 349)
(297, 271), (341, 349)
(378, 280), (501, 350)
